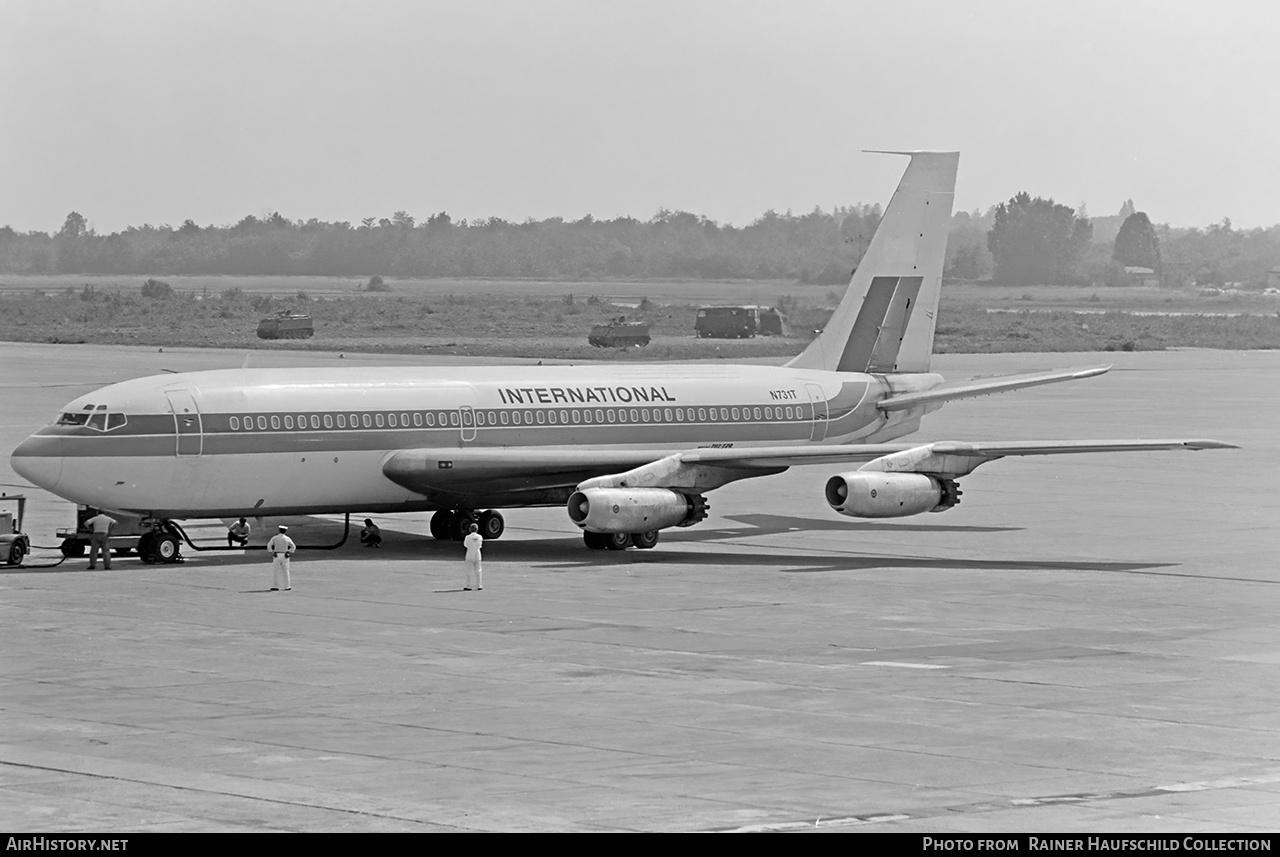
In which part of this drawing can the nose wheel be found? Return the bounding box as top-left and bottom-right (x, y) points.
(139, 527), (183, 564)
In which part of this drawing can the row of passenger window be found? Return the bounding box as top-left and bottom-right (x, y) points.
(226, 405), (811, 433)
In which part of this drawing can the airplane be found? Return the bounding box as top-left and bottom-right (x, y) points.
(9, 151), (1235, 563)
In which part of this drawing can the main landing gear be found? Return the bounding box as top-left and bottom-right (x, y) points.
(583, 530), (660, 551)
(430, 509), (504, 541)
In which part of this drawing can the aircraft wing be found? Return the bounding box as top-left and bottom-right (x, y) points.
(383, 438), (1235, 498)
(877, 366), (1110, 411)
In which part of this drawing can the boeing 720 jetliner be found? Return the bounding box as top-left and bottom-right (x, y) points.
(10, 152), (1234, 562)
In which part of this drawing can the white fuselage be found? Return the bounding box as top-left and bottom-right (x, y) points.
(11, 363), (940, 518)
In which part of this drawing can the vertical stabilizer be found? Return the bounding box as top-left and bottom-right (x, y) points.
(787, 151), (957, 374)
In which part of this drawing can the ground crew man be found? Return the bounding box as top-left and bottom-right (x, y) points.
(463, 523), (483, 590)
(360, 518), (382, 548)
(227, 517), (251, 547)
(266, 525), (295, 591)
(85, 510), (117, 570)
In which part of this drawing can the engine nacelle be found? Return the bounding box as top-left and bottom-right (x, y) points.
(567, 488), (708, 533)
(824, 472), (960, 518)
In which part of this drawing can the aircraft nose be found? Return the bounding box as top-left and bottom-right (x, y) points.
(9, 436), (63, 491)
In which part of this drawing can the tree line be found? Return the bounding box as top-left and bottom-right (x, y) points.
(1, 200), (1276, 288)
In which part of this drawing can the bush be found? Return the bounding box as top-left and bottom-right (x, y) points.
(140, 278), (173, 299)
(365, 275), (391, 292)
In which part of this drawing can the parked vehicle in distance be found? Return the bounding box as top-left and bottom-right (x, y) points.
(588, 317), (651, 347)
(257, 312), (314, 340)
(695, 306), (785, 338)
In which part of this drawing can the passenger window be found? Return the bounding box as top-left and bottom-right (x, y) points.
(731, 408), (740, 420)
(337, 414), (346, 428)
(572, 410), (581, 424)
(449, 412), (460, 427)
(375, 414), (385, 428)
(388, 413), (397, 427)
(270, 415), (280, 430)
(401, 412), (410, 425)
(606, 409), (615, 422)
(512, 412), (522, 425)
(323, 414), (333, 428)
(596, 409), (605, 423)
(523, 411), (532, 425)
(500, 411), (509, 425)
(697, 408), (706, 421)
(753, 407), (762, 420)
(560, 410), (568, 424)
(413, 413), (422, 427)
(362, 414), (372, 428)
(257, 416), (268, 430)
(536, 411), (546, 425)
(230, 416), (240, 431)
(425, 412), (435, 427)
(284, 415), (294, 429)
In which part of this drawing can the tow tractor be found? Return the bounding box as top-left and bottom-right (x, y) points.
(57, 505), (155, 560)
(1, 493), (31, 566)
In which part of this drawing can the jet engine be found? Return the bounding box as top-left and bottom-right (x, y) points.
(824, 472), (961, 518)
(567, 488), (708, 533)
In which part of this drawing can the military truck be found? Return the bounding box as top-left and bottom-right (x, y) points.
(588, 317), (651, 347)
(257, 312), (314, 340)
(694, 305), (785, 338)
(1, 494), (30, 566)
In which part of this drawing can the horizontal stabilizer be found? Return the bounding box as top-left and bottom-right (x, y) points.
(877, 366), (1110, 412)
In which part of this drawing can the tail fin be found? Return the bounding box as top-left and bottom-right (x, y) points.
(787, 151), (958, 374)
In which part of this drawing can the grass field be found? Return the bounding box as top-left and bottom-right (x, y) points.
(1, 275), (1277, 358)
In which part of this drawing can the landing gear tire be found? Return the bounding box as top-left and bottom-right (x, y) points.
(454, 512), (476, 541)
(7, 542), (25, 566)
(583, 531), (609, 550)
(429, 510), (455, 541)
(478, 510), (504, 540)
(605, 532), (632, 551)
(61, 538), (85, 558)
(150, 533), (180, 564)
(138, 533), (157, 563)
(631, 530), (660, 550)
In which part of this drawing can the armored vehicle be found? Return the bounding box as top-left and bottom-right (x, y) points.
(257, 312), (314, 340)
(588, 317), (650, 347)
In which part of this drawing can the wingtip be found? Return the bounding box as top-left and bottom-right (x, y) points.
(1185, 440), (1240, 450)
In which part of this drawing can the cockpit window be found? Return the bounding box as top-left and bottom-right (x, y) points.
(57, 406), (126, 432)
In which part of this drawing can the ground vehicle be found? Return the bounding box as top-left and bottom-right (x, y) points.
(58, 505), (148, 558)
(1, 494), (30, 565)
(588, 317), (650, 347)
(257, 312), (314, 339)
(694, 306), (785, 338)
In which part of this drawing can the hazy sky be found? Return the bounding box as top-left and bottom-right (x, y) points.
(2, 0), (1276, 234)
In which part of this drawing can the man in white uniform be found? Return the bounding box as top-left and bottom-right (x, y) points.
(85, 511), (117, 570)
(463, 523), (483, 591)
(266, 525), (295, 591)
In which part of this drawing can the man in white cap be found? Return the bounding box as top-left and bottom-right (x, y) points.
(266, 525), (295, 591)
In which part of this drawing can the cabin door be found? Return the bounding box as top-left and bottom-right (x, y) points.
(805, 383), (829, 442)
(164, 390), (203, 456)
